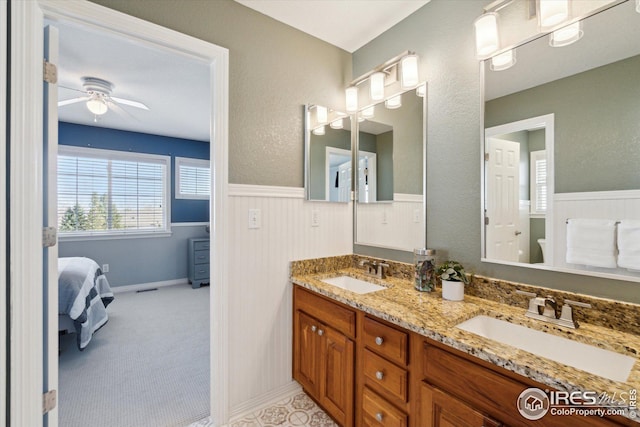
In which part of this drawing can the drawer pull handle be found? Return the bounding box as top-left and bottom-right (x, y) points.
(375, 336), (384, 346)
(317, 329), (324, 336)
(198, 270), (206, 273)
(311, 325), (317, 332)
(375, 412), (383, 422)
(375, 371), (384, 380)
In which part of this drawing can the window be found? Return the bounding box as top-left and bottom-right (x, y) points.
(58, 146), (171, 237)
(530, 150), (547, 215)
(175, 156), (210, 200)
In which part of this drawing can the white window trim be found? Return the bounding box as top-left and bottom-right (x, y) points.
(530, 149), (547, 216)
(58, 145), (172, 239)
(175, 156), (211, 200)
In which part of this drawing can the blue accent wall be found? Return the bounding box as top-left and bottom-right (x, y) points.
(59, 122), (209, 223)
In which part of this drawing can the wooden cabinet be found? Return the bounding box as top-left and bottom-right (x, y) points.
(419, 382), (501, 427)
(293, 286), (355, 426)
(187, 237), (209, 289)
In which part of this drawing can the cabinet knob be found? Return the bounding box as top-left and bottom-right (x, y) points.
(375, 336), (384, 346)
(375, 371), (384, 380)
(375, 412), (383, 422)
(311, 325), (317, 332)
(317, 329), (324, 336)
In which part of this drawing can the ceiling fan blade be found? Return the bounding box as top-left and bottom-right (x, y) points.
(59, 85), (88, 94)
(58, 97), (89, 107)
(110, 96), (149, 111)
(106, 100), (139, 122)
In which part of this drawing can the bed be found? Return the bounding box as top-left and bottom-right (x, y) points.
(58, 257), (114, 350)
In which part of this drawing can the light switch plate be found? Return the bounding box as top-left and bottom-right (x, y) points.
(311, 209), (320, 227)
(248, 209), (261, 229)
(413, 209), (421, 223)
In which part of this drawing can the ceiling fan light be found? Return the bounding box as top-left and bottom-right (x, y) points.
(400, 54), (419, 89)
(86, 97), (108, 115)
(370, 72), (385, 101)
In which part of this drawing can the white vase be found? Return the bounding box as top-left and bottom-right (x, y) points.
(442, 280), (464, 301)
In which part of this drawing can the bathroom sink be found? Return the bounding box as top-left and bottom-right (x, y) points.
(456, 315), (635, 382)
(321, 275), (386, 294)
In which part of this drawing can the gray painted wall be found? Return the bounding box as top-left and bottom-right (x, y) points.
(59, 225), (208, 287)
(376, 131), (394, 201)
(486, 54), (640, 193)
(353, 0), (639, 303)
(90, 0), (352, 188)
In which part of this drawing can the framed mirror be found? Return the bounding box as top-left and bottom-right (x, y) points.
(355, 87), (426, 251)
(481, 0), (640, 282)
(305, 105), (351, 202)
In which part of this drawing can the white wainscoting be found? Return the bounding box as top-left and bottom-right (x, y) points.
(554, 190), (640, 278)
(227, 184), (352, 415)
(356, 193), (424, 250)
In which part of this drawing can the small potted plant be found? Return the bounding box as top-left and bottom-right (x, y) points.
(436, 260), (470, 301)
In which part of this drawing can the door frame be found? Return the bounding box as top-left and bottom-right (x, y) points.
(8, 1), (230, 426)
(1, 0), (7, 424)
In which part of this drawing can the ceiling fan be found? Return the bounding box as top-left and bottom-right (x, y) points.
(58, 77), (149, 118)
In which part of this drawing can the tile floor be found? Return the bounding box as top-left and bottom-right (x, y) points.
(188, 391), (338, 427)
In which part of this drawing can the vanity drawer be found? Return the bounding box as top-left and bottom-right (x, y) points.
(294, 286), (356, 339)
(193, 250), (209, 264)
(362, 387), (407, 427)
(363, 316), (408, 366)
(194, 240), (210, 251)
(363, 349), (408, 403)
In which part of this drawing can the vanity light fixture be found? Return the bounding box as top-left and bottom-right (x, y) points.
(416, 84), (426, 97)
(330, 118), (344, 129)
(370, 72), (385, 101)
(357, 114), (365, 122)
(345, 86), (358, 113)
(490, 49), (516, 71)
(86, 95), (108, 116)
(316, 105), (328, 124)
(538, 0), (570, 29)
(312, 125), (325, 136)
(474, 13), (500, 58)
(637, 0), (640, 13)
(400, 54), (419, 89)
(549, 21), (583, 47)
(385, 94), (402, 109)
(362, 106), (375, 119)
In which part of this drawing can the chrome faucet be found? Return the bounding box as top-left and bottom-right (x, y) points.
(359, 259), (389, 279)
(516, 290), (591, 329)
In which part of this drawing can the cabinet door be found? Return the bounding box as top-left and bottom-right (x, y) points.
(419, 382), (501, 427)
(320, 325), (355, 427)
(295, 311), (322, 396)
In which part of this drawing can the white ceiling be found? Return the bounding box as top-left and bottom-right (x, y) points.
(234, 0), (430, 52)
(52, 1), (430, 142)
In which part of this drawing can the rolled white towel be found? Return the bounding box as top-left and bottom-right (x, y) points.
(566, 219), (617, 268)
(617, 220), (640, 271)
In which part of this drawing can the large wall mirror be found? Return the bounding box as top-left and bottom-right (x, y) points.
(305, 105), (351, 202)
(355, 87), (426, 252)
(482, 0), (640, 282)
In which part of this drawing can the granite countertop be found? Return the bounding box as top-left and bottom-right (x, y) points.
(291, 267), (640, 419)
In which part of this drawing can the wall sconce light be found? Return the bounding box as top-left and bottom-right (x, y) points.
(330, 118), (344, 129)
(344, 51), (422, 114)
(490, 49), (516, 71)
(312, 125), (325, 136)
(474, 13), (500, 58)
(549, 21), (583, 47)
(385, 95), (402, 109)
(416, 84), (426, 98)
(370, 72), (386, 101)
(86, 95), (108, 115)
(400, 54), (419, 89)
(345, 86), (358, 113)
(362, 106), (375, 119)
(538, 0), (570, 29)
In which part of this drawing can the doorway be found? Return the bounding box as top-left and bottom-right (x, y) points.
(8, 1), (229, 425)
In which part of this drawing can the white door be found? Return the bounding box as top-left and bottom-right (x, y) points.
(43, 25), (60, 427)
(358, 151), (377, 203)
(485, 138), (520, 262)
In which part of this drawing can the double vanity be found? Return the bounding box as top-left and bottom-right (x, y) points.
(291, 255), (639, 426)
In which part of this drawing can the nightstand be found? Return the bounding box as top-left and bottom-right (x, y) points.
(188, 237), (210, 289)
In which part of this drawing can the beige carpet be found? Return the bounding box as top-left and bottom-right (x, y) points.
(58, 284), (210, 427)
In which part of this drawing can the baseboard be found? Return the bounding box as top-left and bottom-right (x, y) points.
(111, 278), (189, 294)
(228, 381), (302, 422)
